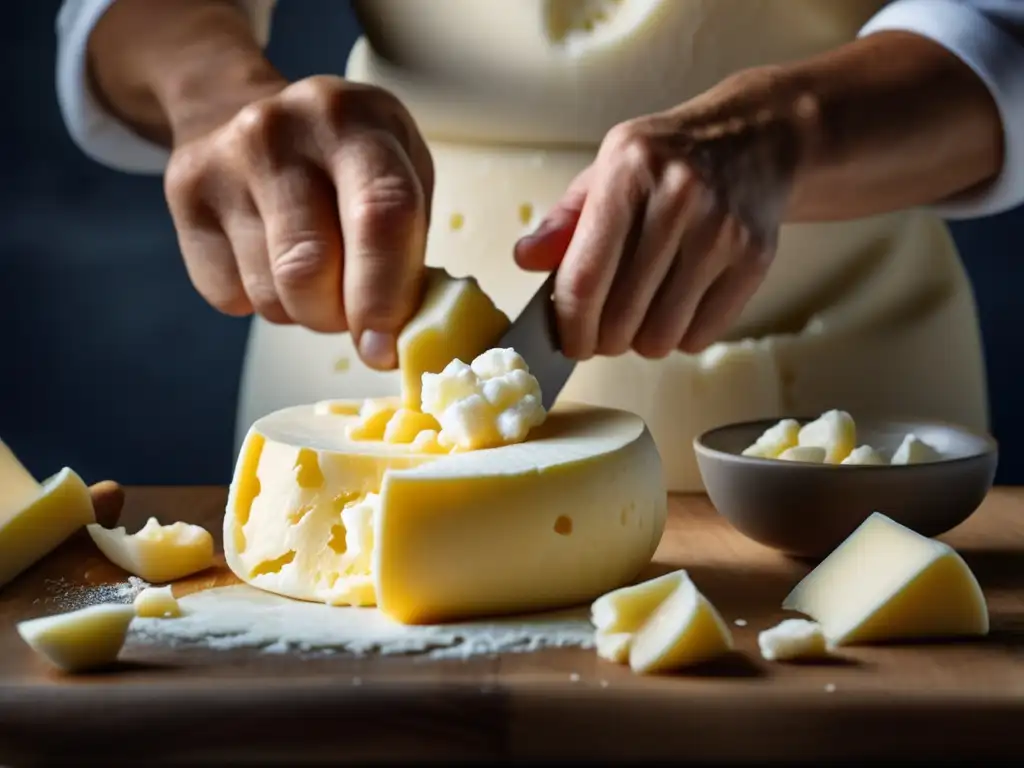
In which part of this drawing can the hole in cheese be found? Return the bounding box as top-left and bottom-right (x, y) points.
(328, 525), (348, 554)
(294, 448), (325, 489)
(249, 550), (296, 578)
(554, 515), (573, 536)
(232, 433), (265, 554)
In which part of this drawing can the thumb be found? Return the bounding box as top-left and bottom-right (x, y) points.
(514, 165), (593, 272)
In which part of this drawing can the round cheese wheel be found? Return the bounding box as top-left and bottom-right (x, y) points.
(224, 401), (666, 624)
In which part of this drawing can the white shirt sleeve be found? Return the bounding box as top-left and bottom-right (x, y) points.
(55, 0), (277, 175)
(861, 0), (1024, 219)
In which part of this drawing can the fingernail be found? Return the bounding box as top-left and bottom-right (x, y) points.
(359, 330), (397, 370)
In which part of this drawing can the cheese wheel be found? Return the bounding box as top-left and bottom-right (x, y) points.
(224, 401), (666, 624)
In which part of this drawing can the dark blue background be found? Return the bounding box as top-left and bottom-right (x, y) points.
(3, 2), (1022, 486)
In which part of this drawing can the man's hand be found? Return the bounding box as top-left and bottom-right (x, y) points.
(514, 83), (797, 360)
(164, 75), (434, 369)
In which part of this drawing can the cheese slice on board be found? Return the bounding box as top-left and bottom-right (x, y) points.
(591, 570), (687, 662)
(627, 572), (733, 674)
(224, 401), (666, 624)
(0, 450), (95, 588)
(782, 512), (989, 646)
(17, 604), (136, 673)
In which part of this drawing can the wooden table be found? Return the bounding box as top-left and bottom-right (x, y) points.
(0, 486), (1021, 765)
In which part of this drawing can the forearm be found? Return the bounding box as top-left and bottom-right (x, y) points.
(681, 31), (1004, 222)
(782, 30), (1003, 221)
(87, 0), (286, 147)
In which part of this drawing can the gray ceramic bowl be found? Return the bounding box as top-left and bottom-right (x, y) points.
(693, 416), (998, 559)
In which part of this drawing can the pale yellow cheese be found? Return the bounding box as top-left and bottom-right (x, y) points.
(17, 604), (135, 672)
(87, 517), (215, 584)
(396, 268), (510, 410)
(741, 419), (800, 459)
(591, 570), (686, 661)
(757, 618), (828, 661)
(777, 446), (827, 464)
(627, 572), (733, 674)
(224, 401), (666, 624)
(891, 434), (942, 465)
(0, 460), (95, 589)
(133, 586), (181, 618)
(782, 512), (989, 646)
(841, 445), (886, 466)
(797, 409), (856, 464)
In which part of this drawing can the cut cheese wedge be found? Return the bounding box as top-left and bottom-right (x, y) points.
(224, 401), (666, 624)
(87, 517), (215, 583)
(17, 604), (136, 672)
(782, 512), (989, 646)
(0, 453), (95, 588)
(628, 572), (733, 674)
(591, 570), (686, 661)
(396, 268), (510, 410)
(133, 586), (181, 618)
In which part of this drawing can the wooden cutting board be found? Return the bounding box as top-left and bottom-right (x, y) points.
(0, 486), (1021, 764)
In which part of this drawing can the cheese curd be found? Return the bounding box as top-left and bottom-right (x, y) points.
(421, 348), (547, 451)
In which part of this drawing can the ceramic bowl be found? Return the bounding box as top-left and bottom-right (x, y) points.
(693, 417), (998, 558)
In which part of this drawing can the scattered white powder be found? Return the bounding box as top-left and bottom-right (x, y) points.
(733, 618), (748, 627)
(824, 683), (837, 693)
(129, 585), (596, 660)
(39, 576), (149, 611)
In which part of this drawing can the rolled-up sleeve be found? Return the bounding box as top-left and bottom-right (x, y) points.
(861, 0), (1024, 219)
(55, 0), (276, 175)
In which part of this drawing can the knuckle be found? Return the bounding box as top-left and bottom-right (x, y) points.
(271, 240), (332, 289)
(349, 174), (423, 233)
(164, 147), (207, 207)
(230, 100), (286, 150)
(660, 161), (695, 207)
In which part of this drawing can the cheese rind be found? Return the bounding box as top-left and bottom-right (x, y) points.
(0, 464), (95, 588)
(87, 517), (215, 583)
(627, 573), (733, 674)
(133, 586), (181, 618)
(225, 401), (666, 624)
(782, 512), (989, 646)
(17, 604), (136, 672)
(757, 618), (828, 661)
(396, 268), (511, 410)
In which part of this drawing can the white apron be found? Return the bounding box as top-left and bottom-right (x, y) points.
(236, 0), (988, 492)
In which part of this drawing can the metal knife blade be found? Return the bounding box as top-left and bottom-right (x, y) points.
(496, 271), (576, 411)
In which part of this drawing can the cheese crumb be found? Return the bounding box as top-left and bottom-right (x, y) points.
(421, 348), (546, 451)
(758, 618), (828, 662)
(133, 586), (181, 618)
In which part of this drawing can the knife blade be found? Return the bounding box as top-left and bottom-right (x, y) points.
(496, 271), (576, 411)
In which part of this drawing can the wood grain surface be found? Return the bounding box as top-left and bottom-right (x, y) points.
(0, 486), (1021, 765)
